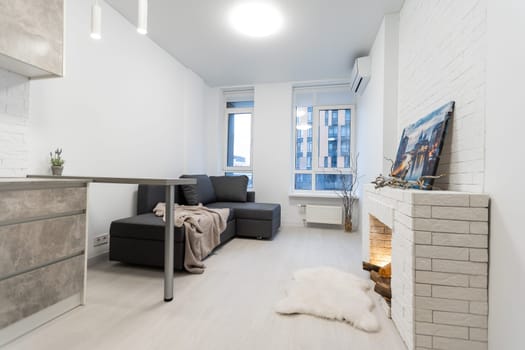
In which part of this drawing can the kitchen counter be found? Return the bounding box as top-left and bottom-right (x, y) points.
(0, 177), (89, 346)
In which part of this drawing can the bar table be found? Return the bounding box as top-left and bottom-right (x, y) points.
(28, 175), (196, 302)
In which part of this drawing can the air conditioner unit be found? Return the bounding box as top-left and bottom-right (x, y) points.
(350, 56), (371, 95)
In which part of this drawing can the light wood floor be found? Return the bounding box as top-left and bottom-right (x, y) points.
(4, 226), (407, 350)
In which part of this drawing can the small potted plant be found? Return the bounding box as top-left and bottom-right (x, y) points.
(50, 148), (65, 176)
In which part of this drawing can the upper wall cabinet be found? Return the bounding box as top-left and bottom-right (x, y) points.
(0, 0), (64, 78)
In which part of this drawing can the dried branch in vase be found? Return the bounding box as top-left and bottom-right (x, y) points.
(336, 153), (360, 231)
(372, 158), (446, 190)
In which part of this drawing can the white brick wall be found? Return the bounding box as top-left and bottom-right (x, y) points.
(398, 0), (487, 192)
(364, 185), (489, 350)
(0, 68), (30, 177)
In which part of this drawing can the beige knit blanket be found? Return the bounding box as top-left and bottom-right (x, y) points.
(153, 203), (229, 273)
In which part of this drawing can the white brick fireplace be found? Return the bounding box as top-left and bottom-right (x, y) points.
(363, 185), (489, 350)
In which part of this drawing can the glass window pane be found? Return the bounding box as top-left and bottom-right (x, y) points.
(295, 106), (313, 170)
(315, 173), (353, 191)
(226, 101), (254, 108)
(318, 108), (351, 169)
(294, 174), (312, 190)
(227, 113), (252, 167)
(225, 172), (253, 189)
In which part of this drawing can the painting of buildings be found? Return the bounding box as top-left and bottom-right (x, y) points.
(391, 101), (455, 185)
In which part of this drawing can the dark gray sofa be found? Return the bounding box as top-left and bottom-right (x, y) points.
(109, 175), (281, 270)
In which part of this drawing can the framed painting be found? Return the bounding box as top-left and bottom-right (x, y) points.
(391, 101), (455, 188)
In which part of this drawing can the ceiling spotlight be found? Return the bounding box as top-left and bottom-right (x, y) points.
(137, 0), (148, 35)
(91, 0), (102, 40)
(229, 2), (283, 38)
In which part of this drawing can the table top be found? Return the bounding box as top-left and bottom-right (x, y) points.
(27, 175), (196, 186)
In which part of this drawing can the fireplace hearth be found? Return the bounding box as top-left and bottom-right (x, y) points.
(364, 215), (394, 316)
(363, 185), (490, 350)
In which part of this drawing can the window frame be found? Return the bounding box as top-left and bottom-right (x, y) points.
(292, 104), (356, 193)
(223, 105), (254, 173)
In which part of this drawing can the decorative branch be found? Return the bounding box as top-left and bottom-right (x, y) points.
(371, 157), (447, 190)
(336, 153), (360, 222)
(372, 172), (446, 190)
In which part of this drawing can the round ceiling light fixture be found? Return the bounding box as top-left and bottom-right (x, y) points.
(229, 2), (283, 38)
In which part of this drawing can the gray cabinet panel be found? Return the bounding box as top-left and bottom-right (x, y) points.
(0, 187), (86, 222)
(0, 254), (84, 328)
(0, 0), (64, 77)
(0, 214), (86, 278)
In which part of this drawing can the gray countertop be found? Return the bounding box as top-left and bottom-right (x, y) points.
(26, 175), (196, 186)
(0, 177), (90, 191)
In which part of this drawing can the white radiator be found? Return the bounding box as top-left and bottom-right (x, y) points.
(305, 205), (342, 225)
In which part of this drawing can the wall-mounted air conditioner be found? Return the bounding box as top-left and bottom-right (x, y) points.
(350, 56), (371, 95)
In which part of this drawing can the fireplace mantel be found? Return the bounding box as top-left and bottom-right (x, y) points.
(362, 184), (490, 350)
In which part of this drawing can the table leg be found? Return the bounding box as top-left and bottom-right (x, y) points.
(164, 185), (175, 302)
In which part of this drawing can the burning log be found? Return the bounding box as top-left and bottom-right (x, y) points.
(364, 261), (393, 302)
(379, 262), (391, 278)
(374, 282), (392, 300)
(362, 261), (381, 272)
(370, 270), (390, 285)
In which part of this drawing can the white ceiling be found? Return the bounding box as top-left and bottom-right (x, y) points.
(105, 0), (404, 87)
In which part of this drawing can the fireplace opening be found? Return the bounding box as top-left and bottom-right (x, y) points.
(363, 215), (392, 316)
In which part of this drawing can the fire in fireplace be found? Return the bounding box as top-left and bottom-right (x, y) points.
(364, 215), (393, 312)
(368, 215), (392, 267)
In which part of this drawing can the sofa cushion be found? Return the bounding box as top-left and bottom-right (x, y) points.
(110, 213), (186, 242)
(110, 211), (235, 243)
(210, 176), (249, 202)
(207, 202), (280, 221)
(180, 174), (216, 205)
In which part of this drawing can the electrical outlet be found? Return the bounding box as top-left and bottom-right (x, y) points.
(93, 233), (109, 247)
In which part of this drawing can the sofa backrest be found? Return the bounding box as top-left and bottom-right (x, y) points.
(210, 175), (249, 202)
(136, 184), (186, 215)
(179, 174), (216, 205)
(136, 175), (256, 214)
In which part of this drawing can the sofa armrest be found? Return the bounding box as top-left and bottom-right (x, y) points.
(247, 191), (255, 202)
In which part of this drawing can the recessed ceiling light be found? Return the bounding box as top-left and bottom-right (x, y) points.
(229, 2), (283, 38)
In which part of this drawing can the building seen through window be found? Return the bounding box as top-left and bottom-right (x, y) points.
(292, 85), (354, 192)
(224, 92), (254, 188)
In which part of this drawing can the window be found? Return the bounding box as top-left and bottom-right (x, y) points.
(224, 90), (254, 187)
(292, 85), (355, 192)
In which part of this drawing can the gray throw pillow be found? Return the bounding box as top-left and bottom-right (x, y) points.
(179, 174), (216, 205)
(210, 176), (249, 202)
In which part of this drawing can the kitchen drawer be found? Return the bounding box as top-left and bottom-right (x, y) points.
(0, 254), (84, 328)
(0, 214), (86, 278)
(0, 187), (86, 223)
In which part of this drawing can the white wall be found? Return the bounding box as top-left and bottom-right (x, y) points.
(183, 70), (209, 174)
(204, 88), (223, 175)
(356, 15), (399, 190)
(27, 0), (208, 258)
(356, 15), (399, 249)
(0, 69), (30, 176)
(486, 1), (525, 348)
(382, 15), (399, 176)
(252, 83), (295, 223)
(398, 0), (487, 192)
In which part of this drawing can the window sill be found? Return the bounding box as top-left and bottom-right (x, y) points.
(289, 192), (360, 200)
(288, 192), (341, 199)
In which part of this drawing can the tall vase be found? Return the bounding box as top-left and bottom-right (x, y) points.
(344, 215), (353, 232)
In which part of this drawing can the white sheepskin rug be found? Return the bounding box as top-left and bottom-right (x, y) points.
(275, 266), (380, 332)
